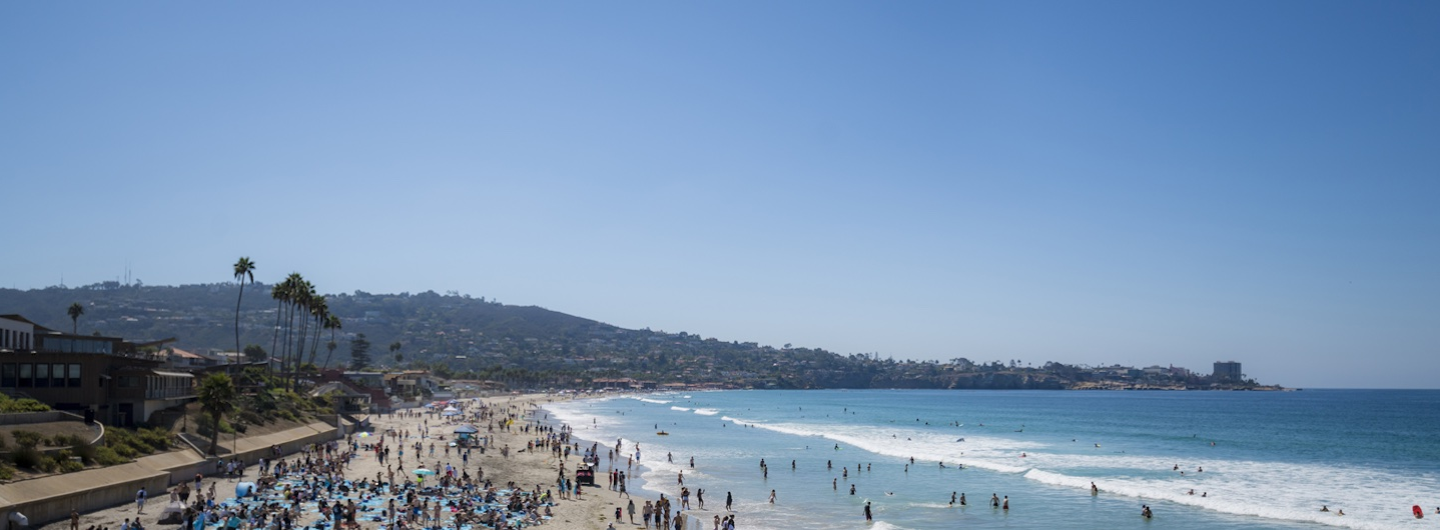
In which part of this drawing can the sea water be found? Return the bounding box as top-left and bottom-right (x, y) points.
(543, 389), (1440, 529)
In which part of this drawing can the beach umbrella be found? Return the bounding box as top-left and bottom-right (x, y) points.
(413, 468), (436, 476)
(357, 431), (371, 438)
(442, 408), (461, 417)
(453, 424), (479, 434)
(236, 482), (256, 498)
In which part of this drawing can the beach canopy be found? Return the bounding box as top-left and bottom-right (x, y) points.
(453, 424), (479, 434)
(442, 407), (461, 417)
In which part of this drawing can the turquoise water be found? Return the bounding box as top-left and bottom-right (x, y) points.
(544, 389), (1440, 529)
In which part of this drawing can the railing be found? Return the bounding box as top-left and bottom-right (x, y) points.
(145, 387), (197, 399)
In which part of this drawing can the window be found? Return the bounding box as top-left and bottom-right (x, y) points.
(68, 364), (81, 387)
(118, 376), (138, 388)
(34, 363), (49, 388)
(52, 363), (66, 387)
(18, 363), (31, 388)
(1, 364), (14, 387)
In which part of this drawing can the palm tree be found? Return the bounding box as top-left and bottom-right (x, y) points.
(198, 373), (237, 456)
(306, 295), (328, 368)
(67, 302), (85, 334)
(269, 282), (288, 375)
(232, 257), (256, 372)
(389, 342), (403, 366)
(322, 314), (342, 369)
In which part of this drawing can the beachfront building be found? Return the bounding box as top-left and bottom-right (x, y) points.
(1213, 361), (1242, 382)
(0, 314), (194, 426)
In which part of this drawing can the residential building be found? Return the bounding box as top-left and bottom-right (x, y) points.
(1213, 361), (1242, 382)
(0, 314), (194, 426)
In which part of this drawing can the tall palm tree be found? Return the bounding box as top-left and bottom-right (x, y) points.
(279, 273), (304, 389)
(198, 373), (237, 456)
(67, 302), (85, 334)
(232, 257), (256, 372)
(390, 341), (403, 366)
(322, 314), (342, 369)
(307, 295), (328, 368)
(269, 282), (289, 377)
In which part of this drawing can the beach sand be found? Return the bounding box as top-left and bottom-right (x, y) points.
(38, 393), (650, 530)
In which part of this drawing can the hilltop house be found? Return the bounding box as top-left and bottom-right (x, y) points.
(0, 314), (194, 426)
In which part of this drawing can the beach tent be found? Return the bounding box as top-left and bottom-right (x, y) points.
(453, 424), (479, 434)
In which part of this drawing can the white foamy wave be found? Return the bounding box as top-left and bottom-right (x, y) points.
(870, 522), (908, 530)
(905, 502), (952, 509)
(721, 416), (759, 426)
(1023, 463), (1434, 529)
(693, 408), (720, 416)
(632, 397), (671, 404)
(732, 419), (1035, 474)
(671, 406), (691, 412)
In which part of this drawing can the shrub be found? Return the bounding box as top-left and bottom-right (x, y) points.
(93, 446), (128, 466)
(0, 434), (7, 450)
(0, 395), (50, 413)
(139, 427), (172, 451)
(0, 463), (14, 480)
(59, 459), (85, 473)
(51, 434), (82, 447)
(112, 443), (139, 459)
(10, 447), (42, 469)
(34, 456), (59, 473)
(11, 430), (43, 449)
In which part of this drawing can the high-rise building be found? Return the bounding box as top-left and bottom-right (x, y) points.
(1213, 361), (1242, 382)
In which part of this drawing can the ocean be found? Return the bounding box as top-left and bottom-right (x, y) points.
(542, 389), (1440, 529)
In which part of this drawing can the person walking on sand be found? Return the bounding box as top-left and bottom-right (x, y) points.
(135, 487), (147, 513)
(70, 510), (79, 530)
(628, 499), (636, 524)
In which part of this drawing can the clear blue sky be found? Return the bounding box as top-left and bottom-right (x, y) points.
(2, 2), (1437, 388)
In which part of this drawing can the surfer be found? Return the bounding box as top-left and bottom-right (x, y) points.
(1090, 482), (1098, 495)
(1320, 506), (1329, 512)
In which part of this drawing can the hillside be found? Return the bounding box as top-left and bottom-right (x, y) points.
(0, 283), (1271, 390)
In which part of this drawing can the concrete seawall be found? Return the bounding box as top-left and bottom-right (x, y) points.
(0, 421), (338, 526)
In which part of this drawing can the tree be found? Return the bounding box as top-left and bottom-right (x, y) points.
(350, 333), (372, 370)
(67, 302), (84, 334)
(243, 344), (268, 363)
(198, 373), (237, 456)
(389, 342), (403, 365)
(321, 314), (342, 369)
(232, 257), (256, 373)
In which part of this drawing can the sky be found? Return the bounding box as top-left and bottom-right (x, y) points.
(2, 2), (1437, 388)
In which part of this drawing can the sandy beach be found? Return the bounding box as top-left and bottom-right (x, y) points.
(37, 393), (656, 530)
